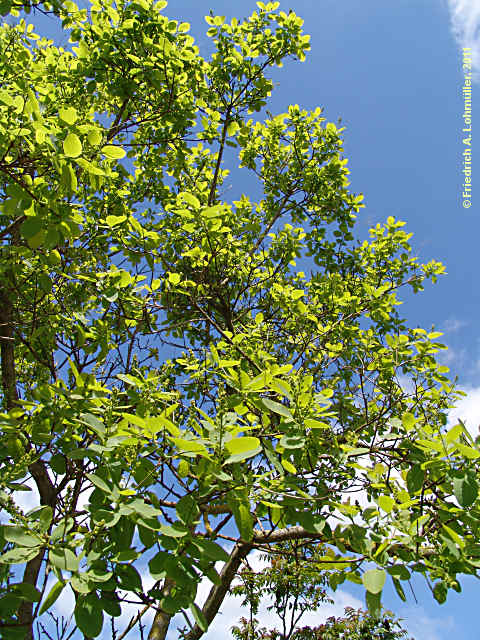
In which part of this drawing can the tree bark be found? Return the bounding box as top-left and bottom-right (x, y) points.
(0, 282), (55, 639)
(0, 287), (18, 410)
(184, 542), (252, 640)
(148, 578), (176, 640)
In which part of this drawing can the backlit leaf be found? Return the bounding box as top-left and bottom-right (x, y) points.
(39, 581), (66, 614)
(362, 568), (386, 594)
(63, 133), (82, 158)
(102, 145), (126, 159)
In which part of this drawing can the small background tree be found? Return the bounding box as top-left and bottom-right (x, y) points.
(230, 545), (414, 640)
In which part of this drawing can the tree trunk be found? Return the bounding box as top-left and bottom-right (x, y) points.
(148, 578), (176, 640)
(0, 283), (55, 639)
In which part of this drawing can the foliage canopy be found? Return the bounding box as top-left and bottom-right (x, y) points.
(0, 1), (477, 639)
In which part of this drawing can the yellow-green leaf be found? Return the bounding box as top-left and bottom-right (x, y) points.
(225, 436), (260, 456)
(59, 107), (78, 125)
(87, 130), (102, 146)
(102, 145), (126, 159)
(362, 568), (386, 594)
(39, 581), (66, 615)
(63, 133), (82, 158)
(281, 458), (297, 474)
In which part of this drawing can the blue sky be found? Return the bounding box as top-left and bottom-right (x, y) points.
(14, 1), (480, 638)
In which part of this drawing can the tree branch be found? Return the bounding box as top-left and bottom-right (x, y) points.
(184, 542), (253, 640)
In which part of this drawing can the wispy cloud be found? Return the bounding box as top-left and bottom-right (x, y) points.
(398, 605), (455, 640)
(447, 0), (480, 79)
(442, 317), (468, 333)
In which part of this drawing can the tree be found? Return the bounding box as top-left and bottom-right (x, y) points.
(232, 608), (413, 640)
(0, 1), (478, 639)
(230, 544), (414, 640)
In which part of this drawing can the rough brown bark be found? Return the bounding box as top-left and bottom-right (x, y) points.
(0, 287), (18, 410)
(0, 282), (55, 639)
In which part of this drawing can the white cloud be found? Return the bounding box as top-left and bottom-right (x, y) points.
(398, 605), (454, 640)
(442, 317), (468, 333)
(447, 0), (480, 79)
(448, 384), (480, 436)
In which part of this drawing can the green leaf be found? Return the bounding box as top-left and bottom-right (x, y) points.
(39, 580), (66, 614)
(168, 272), (181, 284)
(11, 582), (41, 602)
(190, 602), (208, 632)
(159, 523), (189, 538)
(442, 524), (464, 548)
(0, 594), (21, 617)
(28, 230), (46, 249)
(115, 564), (143, 591)
(100, 594), (121, 617)
(233, 503), (253, 542)
(296, 512), (325, 534)
(171, 437), (210, 458)
(27, 505), (53, 532)
(392, 577), (406, 602)
(75, 157), (105, 175)
(281, 458), (297, 474)
(0, 546), (40, 564)
(455, 442), (480, 459)
(63, 133), (82, 158)
(377, 495), (395, 513)
(365, 589), (381, 618)
(433, 581), (447, 604)
(226, 121), (239, 136)
(49, 547), (79, 572)
(387, 565), (410, 580)
(86, 473), (112, 494)
(160, 594), (183, 614)
(70, 574), (93, 594)
(149, 551), (171, 578)
(148, 552), (184, 582)
(192, 538), (229, 562)
(87, 130), (103, 146)
(406, 464), (424, 494)
(20, 216), (43, 240)
(261, 397), (293, 419)
(138, 524), (156, 549)
(224, 436), (260, 462)
(362, 568), (386, 594)
(75, 594), (104, 637)
(128, 498), (162, 520)
(178, 192), (200, 208)
(59, 106), (78, 125)
(401, 411), (416, 431)
(81, 413), (105, 436)
(102, 145), (126, 159)
(50, 453), (66, 475)
(176, 495), (200, 525)
(454, 475), (478, 507)
(304, 418), (329, 429)
(106, 215), (127, 226)
(279, 435), (305, 450)
(3, 526), (42, 548)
